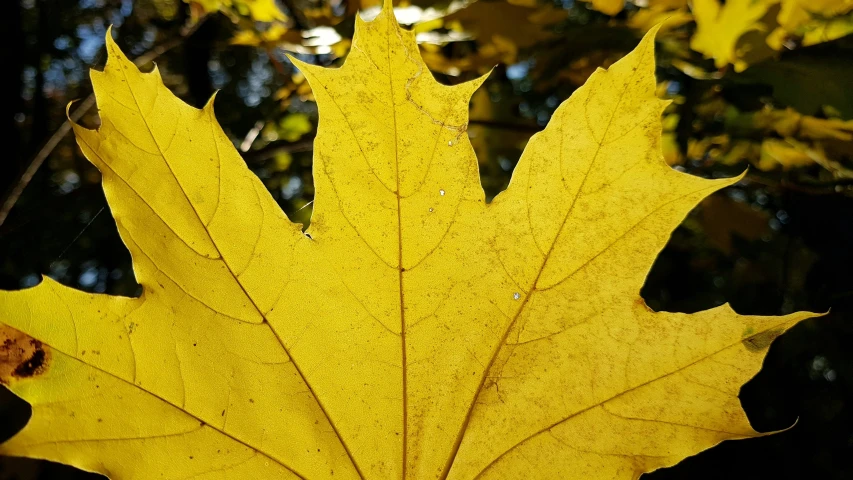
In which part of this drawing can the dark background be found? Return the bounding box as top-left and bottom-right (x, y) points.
(1, 0), (853, 478)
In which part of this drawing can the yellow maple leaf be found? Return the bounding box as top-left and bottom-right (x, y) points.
(690, 0), (772, 71)
(690, 0), (853, 69)
(0, 7), (818, 480)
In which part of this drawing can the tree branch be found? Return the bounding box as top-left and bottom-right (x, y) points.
(0, 19), (207, 227)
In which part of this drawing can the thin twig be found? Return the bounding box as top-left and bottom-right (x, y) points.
(266, 48), (289, 76)
(746, 173), (853, 195)
(240, 120), (266, 152)
(0, 95), (96, 227)
(52, 206), (105, 263)
(0, 18), (207, 227)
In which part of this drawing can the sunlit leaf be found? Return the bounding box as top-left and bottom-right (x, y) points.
(0, 8), (817, 479)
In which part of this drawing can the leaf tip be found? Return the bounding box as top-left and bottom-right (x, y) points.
(102, 25), (133, 71)
(65, 99), (101, 147)
(64, 101), (75, 121)
(476, 68), (494, 88)
(104, 24), (119, 55)
(739, 308), (824, 354)
(457, 70), (492, 101)
(636, 23), (662, 60)
(203, 90), (220, 112)
(704, 167), (747, 190)
(65, 100), (88, 134)
(286, 53), (323, 81)
(645, 21), (665, 39)
(652, 14), (683, 34)
(731, 167), (748, 185)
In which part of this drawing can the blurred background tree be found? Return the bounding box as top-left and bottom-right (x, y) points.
(1, 0), (852, 478)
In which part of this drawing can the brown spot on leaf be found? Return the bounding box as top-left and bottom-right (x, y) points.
(0, 324), (51, 385)
(14, 348), (46, 377)
(742, 328), (784, 352)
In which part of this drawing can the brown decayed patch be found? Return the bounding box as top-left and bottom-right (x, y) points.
(0, 324), (51, 385)
(742, 328), (785, 352)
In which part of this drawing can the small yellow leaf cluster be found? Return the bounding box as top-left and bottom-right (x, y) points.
(188, 0), (285, 22)
(692, 0), (853, 71)
(579, 0), (853, 71)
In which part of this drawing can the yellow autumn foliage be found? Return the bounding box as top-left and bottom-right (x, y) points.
(578, 0), (853, 70)
(189, 0), (285, 22)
